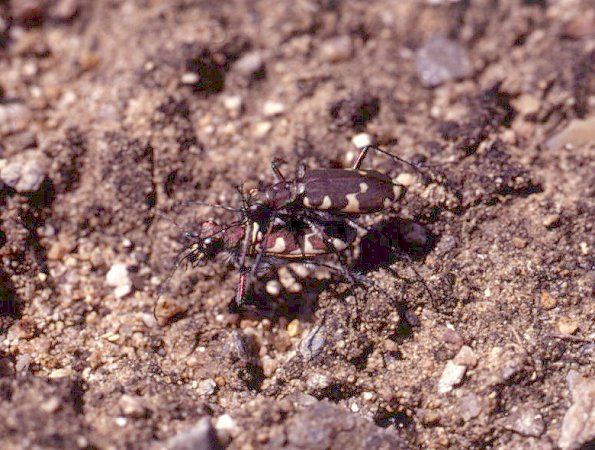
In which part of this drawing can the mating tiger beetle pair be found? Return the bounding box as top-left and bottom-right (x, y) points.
(175, 144), (432, 308)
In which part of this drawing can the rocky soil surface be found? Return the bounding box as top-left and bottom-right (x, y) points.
(0, 1), (593, 449)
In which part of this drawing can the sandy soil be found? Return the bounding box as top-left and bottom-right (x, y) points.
(0, 0), (593, 449)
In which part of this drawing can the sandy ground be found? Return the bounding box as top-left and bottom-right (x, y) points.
(0, 0), (594, 449)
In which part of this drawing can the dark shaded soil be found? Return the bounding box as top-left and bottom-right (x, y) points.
(0, 1), (593, 449)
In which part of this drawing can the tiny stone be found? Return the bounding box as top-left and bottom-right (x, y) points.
(557, 318), (579, 335)
(458, 393), (482, 421)
(539, 292), (557, 310)
(320, 36), (353, 63)
(197, 379), (217, 396)
(234, 51), (264, 76)
(223, 95), (243, 116)
(505, 407), (545, 437)
(453, 346), (478, 368)
(0, 151), (46, 192)
(265, 280), (282, 296)
(306, 373), (331, 390)
(15, 354), (31, 372)
(511, 237), (527, 249)
(300, 326), (326, 359)
(106, 263), (130, 287)
(114, 284), (132, 299)
(513, 94), (541, 116)
(141, 313), (158, 328)
(542, 214), (561, 228)
(438, 361), (466, 393)
(167, 417), (221, 450)
(253, 121), (272, 137)
(579, 242), (589, 255)
(394, 172), (417, 187)
(115, 417), (127, 427)
(181, 72), (200, 85)
(545, 116), (595, 150)
(415, 35), (473, 87)
(261, 356), (278, 377)
(351, 133), (374, 149)
(559, 372), (595, 450)
(118, 394), (146, 418)
(214, 414), (235, 432)
(562, 11), (595, 39)
(287, 319), (302, 337)
(262, 100), (285, 117)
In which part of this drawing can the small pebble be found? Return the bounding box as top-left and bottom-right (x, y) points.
(196, 379), (217, 396)
(114, 284), (132, 299)
(234, 51), (264, 77)
(453, 345), (478, 368)
(558, 371), (595, 450)
(511, 237), (528, 249)
(265, 280), (282, 296)
(181, 72), (200, 85)
(351, 133), (374, 149)
(40, 396), (61, 414)
(505, 406), (545, 437)
(438, 361), (466, 393)
(261, 356), (278, 377)
(287, 319), (302, 337)
(513, 94), (541, 116)
(539, 292), (557, 310)
(118, 394), (146, 418)
(579, 242), (589, 255)
(106, 263), (130, 287)
(0, 151), (46, 192)
(300, 326), (326, 359)
(458, 393), (482, 421)
(394, 172), (417, 187)
(557, 318), (579, 335)
(545, 116), (595, 151)
(253, 121), (272, 137)
(262, 100), (285, 117)
(306, 373), (331, 390)
(562, 11), (595, 39)
(223, 95), (243, 116)
(0, 102), (32, 136)
(415, 35), (473, 87)
(167, 417), (221, 450)
(542, 214), (561, 229)
(320, 36), (353, 63)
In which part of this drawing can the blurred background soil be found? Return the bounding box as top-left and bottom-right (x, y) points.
(0, 0), (593, 449)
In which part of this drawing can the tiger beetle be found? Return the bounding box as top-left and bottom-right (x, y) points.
(254, 145), (422, 216)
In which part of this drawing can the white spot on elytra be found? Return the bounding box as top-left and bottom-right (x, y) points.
(344, 193), (360, 213)
(267, 237), (287, 254)
(319, 195), (332, 209)
(359, 182), (368, 193)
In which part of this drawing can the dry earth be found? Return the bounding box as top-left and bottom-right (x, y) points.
(0, 1), (594, 449)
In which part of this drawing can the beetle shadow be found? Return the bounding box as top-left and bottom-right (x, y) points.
(352, 218), (436, 274)
(229, 268), (336, 322)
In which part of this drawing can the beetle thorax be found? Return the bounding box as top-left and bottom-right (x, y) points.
(264, 181), (301, 209)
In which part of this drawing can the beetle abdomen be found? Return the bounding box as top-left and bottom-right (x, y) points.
(302, 169), (402, 214)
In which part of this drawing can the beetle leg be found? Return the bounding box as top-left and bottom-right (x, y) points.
(301, 217), (355, 284)
(248, 213), (278, 294)
(271, 160), (286, 182)
(234, 219), (255, 305)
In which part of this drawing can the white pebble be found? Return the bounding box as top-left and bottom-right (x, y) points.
(351, 133), (374, 149)
(438, 361), (466, 393)
(223, 95), (243, 115)
(106, 263), (131, 287)
(180, 72), (200, 84)
(262, 100), (285, 117)
(0, 151), (47, 192)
